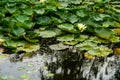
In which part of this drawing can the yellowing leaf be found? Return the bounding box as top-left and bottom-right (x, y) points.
(0, 39), (4, 46)
(114, 48), (120, 55)
(84, 52), (95, 59)
(98, 9), (104, 13)
(17, 43), (40, 53)
(112, 28), (120, 35)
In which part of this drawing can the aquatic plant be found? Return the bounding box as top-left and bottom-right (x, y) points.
(0, 0), (120, 57)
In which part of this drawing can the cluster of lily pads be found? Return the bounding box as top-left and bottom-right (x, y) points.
(0, 0), (120, 57)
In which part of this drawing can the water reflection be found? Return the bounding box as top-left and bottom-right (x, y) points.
(39, 49), (120, 80)
(0, 46), (120, 80)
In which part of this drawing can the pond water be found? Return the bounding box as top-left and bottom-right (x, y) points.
(0, 49), (120, 80)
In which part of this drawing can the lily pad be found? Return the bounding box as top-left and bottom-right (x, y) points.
(112, 28), (120, 35)
(57, 23), (78, 33)
(114, 48), (120, 55)
(17, 43), (40, 53)
(49, 43), (69, 50)
(57, 35), (75, 41)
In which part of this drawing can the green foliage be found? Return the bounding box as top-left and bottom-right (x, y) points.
(57, 23), (78, 33)
(37, 16), (52, 25)
(0, 0), (120, 56)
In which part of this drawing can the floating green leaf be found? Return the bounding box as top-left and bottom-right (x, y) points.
(63, 41), (78, 45)
(67, 13), (78, 23)
(39, 28), (62, 38)
(37, 16), (52, 25)
(76, 10), (86, 18)
(75, 35), (88, 42)
(95, 28), (113, 39)
(34, 9), (45, 14)
(57, 35), (75, 41)
(39, 31), (56, 38)
(23, 9), (33, 15)
(76, 41), (97, 51)
(12, 27), (25, 37)
(3, 39), (26, 49)
(57, 23), (77, 33)
(87, 45), (112, 56)
(49, 43), (69, 50)
(16, 15), (29, 22)
(17, 43), (40, 53)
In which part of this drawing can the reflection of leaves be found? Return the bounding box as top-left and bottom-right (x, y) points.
(0, 54), (8, 59)
(1, 75), (15, 80)
(1, 76), (8, 80)
(45, 73), (54, 77)
(20, 74), (30, 80)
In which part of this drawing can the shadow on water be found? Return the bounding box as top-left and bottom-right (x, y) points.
(0, 38), (120, 80)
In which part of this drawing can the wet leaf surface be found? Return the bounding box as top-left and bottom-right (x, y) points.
(17, 43), (40, 53)
(49, 43), (69, 50)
